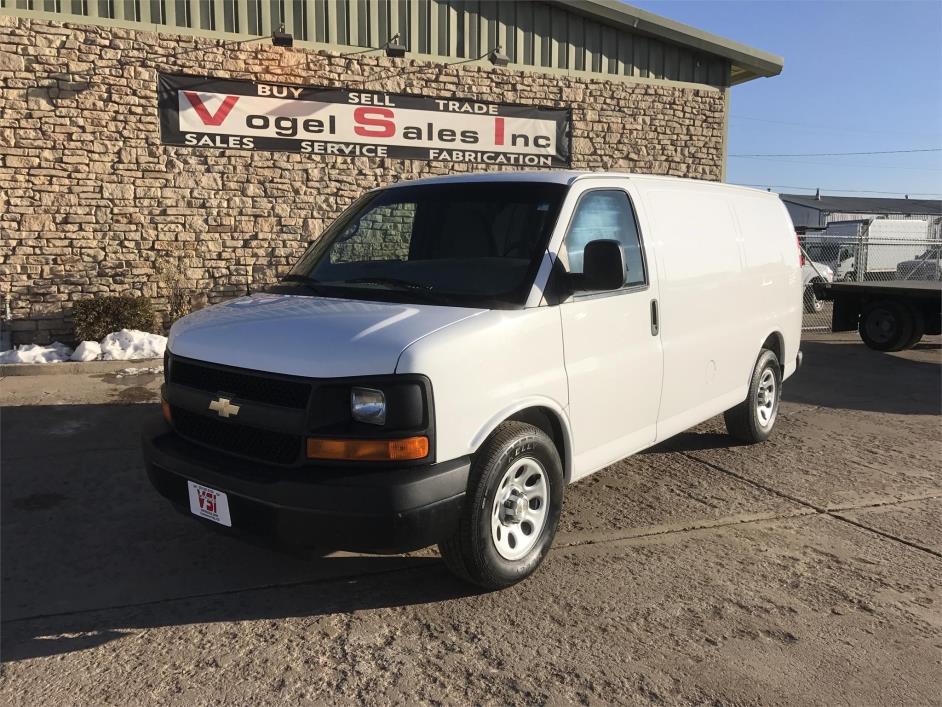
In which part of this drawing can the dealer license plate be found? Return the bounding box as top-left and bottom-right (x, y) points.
(187, 481), (232, 527)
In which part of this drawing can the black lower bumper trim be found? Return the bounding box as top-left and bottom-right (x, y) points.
(142, 420), (469, 553)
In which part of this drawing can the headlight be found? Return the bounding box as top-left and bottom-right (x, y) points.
(351, 387), (386, 425)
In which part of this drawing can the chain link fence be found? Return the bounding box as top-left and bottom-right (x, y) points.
(800, 220), (942, 331)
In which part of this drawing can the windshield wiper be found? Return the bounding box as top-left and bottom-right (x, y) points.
(281, 274), (329, 294)
(283, 274), (322, 284)
(342, 277), (434, 292)
(286, 275), (457, 303)
(339, 277), (462, 304)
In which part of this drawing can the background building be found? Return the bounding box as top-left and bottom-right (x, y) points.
(782, 193), (942, 235)
(0, 0), (782, 344)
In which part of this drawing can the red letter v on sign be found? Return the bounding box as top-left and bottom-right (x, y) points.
(183, 91), (239, 126)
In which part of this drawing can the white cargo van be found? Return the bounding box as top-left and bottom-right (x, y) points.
(143, 172), (802, 589)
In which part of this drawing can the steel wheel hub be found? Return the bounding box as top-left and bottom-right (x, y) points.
(755, 368), (777, 427)
(501, 488), (529, 525)
(491, 457), (549, 561)
(866, 308), (896, 343)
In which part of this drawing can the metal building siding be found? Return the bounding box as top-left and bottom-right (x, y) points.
(784, 203), (942, 230)
(826, 213), (940, 224)
(3, 0), (730, 87)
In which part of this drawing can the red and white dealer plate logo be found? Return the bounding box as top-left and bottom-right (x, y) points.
(187, 481), (232, 527)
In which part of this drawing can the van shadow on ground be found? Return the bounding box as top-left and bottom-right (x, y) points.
(781, 340), (940, 415)
(1, 403), (477, 663)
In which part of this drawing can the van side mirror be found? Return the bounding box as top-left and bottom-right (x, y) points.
(579, 239), (626, 291)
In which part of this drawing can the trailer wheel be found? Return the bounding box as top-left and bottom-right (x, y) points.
(438, 422), (563, 590)
(901, 307), (926, 350)
(859, 299), (914, 351)
(724, 348), (781, 444)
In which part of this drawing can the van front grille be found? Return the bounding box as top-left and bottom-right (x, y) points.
(171, 406), (302, 465)
(169, 357), (311, 409)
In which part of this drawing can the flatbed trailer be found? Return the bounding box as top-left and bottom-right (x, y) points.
(814, 280), (942, 351)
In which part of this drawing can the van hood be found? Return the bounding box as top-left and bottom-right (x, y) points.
(168, 294), (485, 378)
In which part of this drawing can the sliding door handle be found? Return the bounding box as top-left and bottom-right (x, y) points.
(650, 299), (659, 336)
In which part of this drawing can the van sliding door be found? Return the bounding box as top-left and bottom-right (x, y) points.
(642, 188), (746, 437)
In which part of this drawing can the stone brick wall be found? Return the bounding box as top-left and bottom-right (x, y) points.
(0, 16), (727, 345)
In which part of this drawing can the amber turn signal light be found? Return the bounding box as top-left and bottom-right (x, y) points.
(306, 436), (429, 461)
(162, 399), (172, 424)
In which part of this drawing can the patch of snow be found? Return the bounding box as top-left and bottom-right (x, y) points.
(71, 341), (102, 362)
(0, 342), (72, 364)
(0, 329), (167, 365)
(114, 366), (164, 378)
(100, 329), (167, 361)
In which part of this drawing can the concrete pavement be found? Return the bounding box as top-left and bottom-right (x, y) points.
(1, 337), (940, 704)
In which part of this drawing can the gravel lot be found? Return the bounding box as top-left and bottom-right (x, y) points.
(2, 335), (940, 705)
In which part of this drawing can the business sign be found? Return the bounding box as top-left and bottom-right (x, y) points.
(157, 73), (571, 167)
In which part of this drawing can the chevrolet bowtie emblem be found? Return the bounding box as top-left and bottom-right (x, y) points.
(208, 397), (240, 418)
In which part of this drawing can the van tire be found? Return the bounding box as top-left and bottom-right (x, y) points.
(724, 349), (781, 444)
(438, 422), (563, 590)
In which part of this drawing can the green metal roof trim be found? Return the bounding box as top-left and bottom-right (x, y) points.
(0, 0), (780, 88)
(557, 0), (784, 84)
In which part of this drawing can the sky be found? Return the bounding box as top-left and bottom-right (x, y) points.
(632, 0), (942, 197)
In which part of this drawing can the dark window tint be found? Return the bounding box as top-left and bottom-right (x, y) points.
(286, 182), (567, 308)
(330, 203), (416, 264)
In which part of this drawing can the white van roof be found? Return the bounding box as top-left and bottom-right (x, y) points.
(384, 170), (775, 197)
(385, 171), (581, 187)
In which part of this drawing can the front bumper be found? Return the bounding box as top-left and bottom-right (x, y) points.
(142, 420), (469, 553)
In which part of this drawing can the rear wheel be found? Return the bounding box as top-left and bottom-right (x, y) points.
(859, 299), (914, 351)
(900, 307), (926, 350)
(438, 422), (563, 590)
(724, 349), (781, 444)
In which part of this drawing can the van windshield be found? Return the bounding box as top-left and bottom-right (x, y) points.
(282, 182), (567, 308)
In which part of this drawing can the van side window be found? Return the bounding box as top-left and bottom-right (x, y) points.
(564, 190), (646, 288)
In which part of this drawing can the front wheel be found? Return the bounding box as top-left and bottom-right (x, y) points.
(438, 422), (563, 590)
(724, 349), (782, 444)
